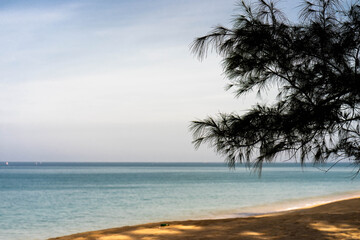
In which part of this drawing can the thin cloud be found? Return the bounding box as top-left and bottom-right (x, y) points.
(0, 3), (81, 25)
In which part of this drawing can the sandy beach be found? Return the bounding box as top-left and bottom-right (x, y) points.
(49, 197), (360, 240)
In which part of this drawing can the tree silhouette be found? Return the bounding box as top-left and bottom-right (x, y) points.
(190, 0), (360, 173)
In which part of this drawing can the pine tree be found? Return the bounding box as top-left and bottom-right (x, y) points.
(190, 0), (360, 173)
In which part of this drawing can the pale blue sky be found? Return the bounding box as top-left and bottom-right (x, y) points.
(0, 0), (302, 162)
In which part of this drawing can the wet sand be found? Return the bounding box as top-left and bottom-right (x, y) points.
(49, 197), (360, 240)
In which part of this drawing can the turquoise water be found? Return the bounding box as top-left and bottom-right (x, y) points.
(0, 162), (359, 240)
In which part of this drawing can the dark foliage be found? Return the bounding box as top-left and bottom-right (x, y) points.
(190, 0), (360, 173)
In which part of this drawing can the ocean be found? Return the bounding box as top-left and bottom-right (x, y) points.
(0, 162), (359, 240)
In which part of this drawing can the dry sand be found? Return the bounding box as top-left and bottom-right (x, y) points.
(49, 197), (360, 240)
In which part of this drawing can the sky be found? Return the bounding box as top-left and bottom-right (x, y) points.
(0, 0), (302, 162)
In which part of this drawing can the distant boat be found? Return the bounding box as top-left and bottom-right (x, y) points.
(5, 162), (8, 166)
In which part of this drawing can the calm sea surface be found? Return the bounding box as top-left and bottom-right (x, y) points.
(0, 162), (359, 240)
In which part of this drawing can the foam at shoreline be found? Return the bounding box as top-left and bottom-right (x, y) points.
(195, 190), (360, 220)
(123, 191), (360, 222)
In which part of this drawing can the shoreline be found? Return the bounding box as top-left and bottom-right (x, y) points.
(49, 196), (360, 240)
(176, 191), (360, 222)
